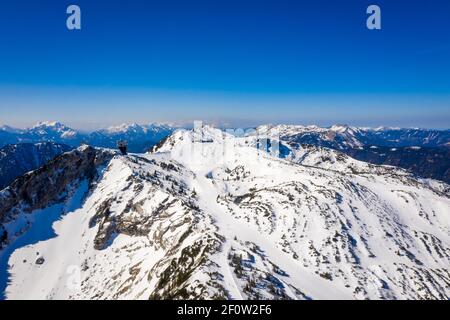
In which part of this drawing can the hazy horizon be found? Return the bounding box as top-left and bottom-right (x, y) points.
(2, 117), (449, 132)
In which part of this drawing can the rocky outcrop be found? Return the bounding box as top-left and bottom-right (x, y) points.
(0, 146), (114, 230)
(0, 142), (73, 190)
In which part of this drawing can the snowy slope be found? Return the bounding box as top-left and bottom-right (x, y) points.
(0, 127), (449, 300)
(253, 125), (450, 183)
(155, 126), (450, 299)
(256, 124), (450, 149)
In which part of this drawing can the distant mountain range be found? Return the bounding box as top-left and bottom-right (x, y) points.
(257, 124), (450, 149)
(1, 122), (449, 185)
(344, 145), (450, 184)
(255, 125), (450, 183)
(0, 122), (175, 153)
(2, 122), (448, 152)
(0, 142), (73, 190)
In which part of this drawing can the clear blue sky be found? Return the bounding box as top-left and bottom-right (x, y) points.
(0, 0), (449, 129)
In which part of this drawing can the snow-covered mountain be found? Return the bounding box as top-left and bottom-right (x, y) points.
(0, 142), (73, 190)
(1, 126), (449, 300)
(255, 124), (366, 150)
(28, 122), (81, 142)
(0, 122), (175, 153)
(2, 122), (447, 154)
(253, 125), (450, 183)
(0, 122), (84, 147)
(88, 123), (174, 152)
(256, 124), (450, 150)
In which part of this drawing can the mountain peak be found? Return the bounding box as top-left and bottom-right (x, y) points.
(106, 122), (144, 133)
(32, 121), (66, 129)
(28, 121), (79, 140)
(104, 122), (174, 134)
(329, 124), (350, 131)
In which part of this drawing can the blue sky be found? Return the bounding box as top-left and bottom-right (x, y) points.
(0, 0), (449, 129)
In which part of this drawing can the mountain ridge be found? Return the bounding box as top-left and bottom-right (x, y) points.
(0, 142), (73, 190)
(252, 124), (450, 183)
(1, 127), (448, 299)
(0, 122), (176, 153)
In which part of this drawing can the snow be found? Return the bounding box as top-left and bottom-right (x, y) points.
(104, 122), (175, 135)
(193, 173), (353, 299)
(152, 127), (450, 299)
(1, 180), (89, 299)
(1, 126), (449, 300)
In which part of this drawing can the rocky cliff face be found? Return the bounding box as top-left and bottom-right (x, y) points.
(84, 155), (228, 299)
(0, 142), (73, 190)
(0, 146), (114, 249)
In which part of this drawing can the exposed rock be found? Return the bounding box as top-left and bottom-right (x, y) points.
(0, 146), (115, 239)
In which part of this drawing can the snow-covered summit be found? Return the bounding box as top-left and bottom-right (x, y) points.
(104, 123), (175, 134)
(0, 126), (449, 300)
(28, 121), (79, 139)
(104, 122), (143, 134)
(31, 121), (65, 129)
